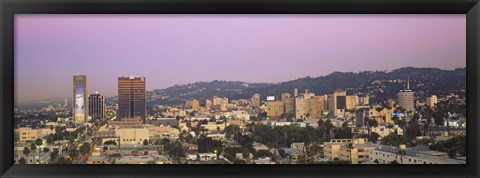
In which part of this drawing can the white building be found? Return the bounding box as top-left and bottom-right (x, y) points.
(368, 145), (465, 164)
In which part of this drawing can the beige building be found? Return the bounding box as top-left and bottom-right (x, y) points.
(426, 95), (438, 108)
(115, 127), (150, 145)
(323, 138), (368, 162)
(146, 125), (181, 138)
(282, 93), (295, 115)
(205, 99), (212, 109)
(295, 96), (310, 119)
(266, 101), (284, 117)
(202, 122), (226, 131)
(370, 106), (395, 124)
(346, 95), (357, 110)
(328, 90), (347, 116)
(357, 95), (370, 106)
(309, 96), (325, 119)
(339, 143), (377, 164)
(16, 128), (55, 142)
(108, 117), (143, 128)
(185, 99), (200, 111)
(212, 96), (228, 111)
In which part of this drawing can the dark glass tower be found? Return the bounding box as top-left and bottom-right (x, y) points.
(118, 76), (146, 123)
(88, 92), (105, 121)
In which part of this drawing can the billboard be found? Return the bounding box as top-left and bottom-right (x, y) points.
(75, 85), (85, 125)
(266, 96), (275, 101)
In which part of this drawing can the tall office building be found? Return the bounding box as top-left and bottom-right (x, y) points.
(118, 76), (146, 123)
(205, 99), (212, 109)
(88, 91), (105, 121)
(251, 93), (261, 107)
(186, 99), (200, 111)
(309, 96), (325, 118)
(346, 95), (357, 110)
(295, 96), (309, 119)
(397, 77), (415, 112)
(281, 92), (295, 114)
(328, 90), (347, 116)
(73, 75), (88, 126)
(266, 101), (284, 117)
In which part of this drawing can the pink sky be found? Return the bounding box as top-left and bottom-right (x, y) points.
(15, 14), (466, 102)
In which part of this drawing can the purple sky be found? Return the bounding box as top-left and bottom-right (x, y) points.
(15, 14), (466, 103)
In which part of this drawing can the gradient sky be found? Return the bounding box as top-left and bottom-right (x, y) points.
(15, 14), (466, 103)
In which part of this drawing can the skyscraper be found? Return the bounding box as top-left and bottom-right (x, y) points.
(73, 75), (88, 127)
(397, 77), (415, 112)
(118, 76), (146, 122)
(89, 91), (105, 121)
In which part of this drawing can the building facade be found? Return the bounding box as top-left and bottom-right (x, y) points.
(118, 76), (146, 122)
(266, 101), (284, 117)
(73, 75), (88, 126)
(88, 92), (105, 121)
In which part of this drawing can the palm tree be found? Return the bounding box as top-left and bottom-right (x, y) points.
(397, 150), (407, 164)
(18, 158), (27, 164)
(22, 147), (31, 164)
(346, 143), (354, 164)
(30, 143), (37, 164)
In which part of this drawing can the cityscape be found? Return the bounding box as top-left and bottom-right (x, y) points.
(14, 15), (466, 165)
(14, 67), (467, 164)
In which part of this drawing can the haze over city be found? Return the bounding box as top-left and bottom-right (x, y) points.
(15, 14), (466, 102)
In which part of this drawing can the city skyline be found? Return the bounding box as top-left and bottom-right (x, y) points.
(15, 14), (466, 102)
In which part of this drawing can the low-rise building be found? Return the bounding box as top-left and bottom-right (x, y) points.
(371, 125), (404, 138)
(368, 145), (466, 164)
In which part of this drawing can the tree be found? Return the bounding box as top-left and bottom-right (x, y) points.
(369, 132), (380, 143)
(346, 143), (354, 163)
(30, 143), (37, 164)
(18, 158), (27, 164)
(103, 146), (109, 151)
(79, 142), (91, 155)
(381, 133), (408, 147)
(51, 148), (59, 162)
(233, 159), (246, 164)
(368, 119), (378, 128)
(397, 150), (407, 164)
(389, 160), (400, 164)
(143, 139), (149, 146)
(69, 148), (79, 159)
(43, 147), (50, 153)
(56, 156), (72, 164)
(255, 150), (271, 158)
(23, 147), (31, 157)
(405, 121), (420, 139)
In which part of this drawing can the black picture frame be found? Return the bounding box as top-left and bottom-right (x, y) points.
(1, 0), (479, 177)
